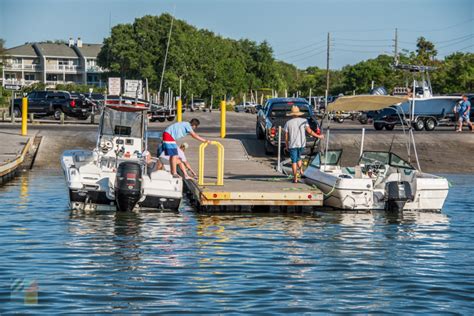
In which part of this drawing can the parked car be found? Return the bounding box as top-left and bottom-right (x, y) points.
(189, 99), (206, 111)
(235, 102), (260, 113)
(11, 91), (92, 120)
(256, 98), (319, 155)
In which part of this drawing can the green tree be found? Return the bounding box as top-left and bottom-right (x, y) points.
(415, 36), (438, 65)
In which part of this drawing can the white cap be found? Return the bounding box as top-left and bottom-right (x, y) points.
(180, 142), (189, 149)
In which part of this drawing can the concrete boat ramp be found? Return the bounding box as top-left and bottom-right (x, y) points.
(0, 131), (34, 184)
(182, 137), (323, 211)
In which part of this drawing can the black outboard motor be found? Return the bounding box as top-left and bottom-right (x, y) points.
(385, 181), (413, 212)
(115, 162), (142, 212)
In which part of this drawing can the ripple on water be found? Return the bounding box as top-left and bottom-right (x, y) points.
(0, 172), (473, 313)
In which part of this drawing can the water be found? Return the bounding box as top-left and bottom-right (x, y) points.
(0, 171), (473, 314)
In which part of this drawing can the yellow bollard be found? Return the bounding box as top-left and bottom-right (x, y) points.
(21, 97), (28, 136)
(220, 100), (226, 138)
(177, 99), (182, 122)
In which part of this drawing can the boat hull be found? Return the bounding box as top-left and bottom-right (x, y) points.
(68, 188), (181, 211)
(304, 168), (449, 211)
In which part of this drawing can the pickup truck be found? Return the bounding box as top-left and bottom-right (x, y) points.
(256, 98), (319, 155)
(11, 91), (92, 120)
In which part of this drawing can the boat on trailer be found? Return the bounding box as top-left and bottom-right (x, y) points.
(61, 96), (183, 211)
(281, 94), (449, 211)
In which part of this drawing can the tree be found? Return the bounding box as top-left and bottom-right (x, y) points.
(415, 37), (438, 65)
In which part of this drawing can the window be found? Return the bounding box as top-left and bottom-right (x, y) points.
(47, 74), (58, 81)
(36, 91), (47, 99)
(269, 102), (311, 117)
(390, 153), (414, 169)
(24, 74), (35, 81)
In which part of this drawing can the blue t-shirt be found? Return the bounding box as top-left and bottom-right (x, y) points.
(459, 100), (471, 116)
(164, 122), (193, 140)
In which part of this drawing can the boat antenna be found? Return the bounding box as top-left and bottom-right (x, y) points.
(158, 11), (175, 103)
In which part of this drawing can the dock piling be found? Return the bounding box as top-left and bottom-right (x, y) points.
(220, 100), (226, 138)
(21, 97), (27, 136)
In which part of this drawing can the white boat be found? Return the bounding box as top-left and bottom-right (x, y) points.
(288, 149), (449, 211)
(281, 94), (449, 211)
(61, 96), (183, 211)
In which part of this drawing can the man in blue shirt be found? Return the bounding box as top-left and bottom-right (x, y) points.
(160, 118), (209, 177)
(457, 95), (473, 132)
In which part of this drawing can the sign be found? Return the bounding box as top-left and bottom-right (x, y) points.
(4, 84), (22, 91)
(123, 80), (143, 99)
(108, 77), (121, 95)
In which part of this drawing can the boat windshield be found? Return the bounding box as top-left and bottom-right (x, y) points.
(309, 150), (342, 168)
(101, 108), (143, 138)
(359, 151), (414, 169)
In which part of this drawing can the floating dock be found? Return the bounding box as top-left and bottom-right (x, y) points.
(183, 138), (323, 210)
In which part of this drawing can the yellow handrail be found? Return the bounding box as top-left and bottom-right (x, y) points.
(198, 141), (224, 186)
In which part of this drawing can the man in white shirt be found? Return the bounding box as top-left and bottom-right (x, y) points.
(284, 105), (324, 183)
(160, 142), (197, 179)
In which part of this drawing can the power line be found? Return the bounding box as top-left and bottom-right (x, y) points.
(434, 33), (473, 44)
(399, 18), (474, 33)
(437, 37), (474, 50)
(333, 37), (391, 42)
(335, 48), (384, 54)
(332, 42), (391, 48)
(286, 48), (326, 63)
(277, 38), (326, 56)
(277, 43), (327, 59)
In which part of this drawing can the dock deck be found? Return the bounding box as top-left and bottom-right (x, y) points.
(182, 138), (323, 209)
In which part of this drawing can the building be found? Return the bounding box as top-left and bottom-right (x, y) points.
(2, 38), (105, 88)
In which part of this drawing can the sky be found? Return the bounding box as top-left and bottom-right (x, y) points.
(0, 0), (472, 69)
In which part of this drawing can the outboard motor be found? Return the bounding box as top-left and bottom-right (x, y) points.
(385, 181), (413, 212)
(115, 162), (142, 212)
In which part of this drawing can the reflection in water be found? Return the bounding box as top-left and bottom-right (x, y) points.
(0, 172), (472, 314)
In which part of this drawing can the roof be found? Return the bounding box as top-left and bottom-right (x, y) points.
(5, 44), (37, 57)
(77, 44), (102, 58)
(327, 95), (409, 112)
(35, 43), (78, 57)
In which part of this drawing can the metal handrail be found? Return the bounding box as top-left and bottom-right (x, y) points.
(198, 141), (224, 186)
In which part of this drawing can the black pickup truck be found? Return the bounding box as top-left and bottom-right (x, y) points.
(256, 98), (319, 155)
(12, 91), (93, 120)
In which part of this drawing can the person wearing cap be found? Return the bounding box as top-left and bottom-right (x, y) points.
(159, 118), (209, 177)
(160, 142), (197, 179)
(284, 105), (324, 183)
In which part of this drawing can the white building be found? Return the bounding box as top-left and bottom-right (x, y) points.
(2, 38), (105, 88)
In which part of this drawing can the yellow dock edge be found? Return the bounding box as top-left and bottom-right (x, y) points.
(184, 179), (323, 207)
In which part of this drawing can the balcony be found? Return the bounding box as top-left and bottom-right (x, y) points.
(2, 78), (40, 86)
(46, 65), (79, 72)
(4, 64), (41, 71)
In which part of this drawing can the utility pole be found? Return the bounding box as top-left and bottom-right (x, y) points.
(326, 32), (330, 96)
(394, 28), (399, 66)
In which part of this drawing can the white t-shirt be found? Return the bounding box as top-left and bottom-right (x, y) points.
(284, 117), (308, 149)
(160, 148), (187, 162)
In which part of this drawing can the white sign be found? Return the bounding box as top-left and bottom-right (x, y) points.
(108, 77), (121, 95)
(4, 84), (22, 91)
(123, 80), (143, 99)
